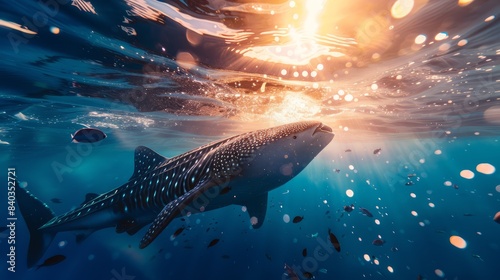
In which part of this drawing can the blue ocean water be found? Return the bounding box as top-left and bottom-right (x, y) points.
(1, 0), (499, 279)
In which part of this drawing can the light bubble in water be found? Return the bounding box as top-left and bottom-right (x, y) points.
(415, 34), (427, 44)
(485, 15), (495, 22)
(317, 64), (324, 70)
(435, 32), (449, 41)
(387, 266), (394, 273)
(434, 149), (442, 155)
(411, 211), (418, 216)
(375, 219), (380, 225)
(371, 83), (378, 90)
(391, 0), (414, 19)
(281, 69), (287, 75)
(250, 216), (258, 225)
(410, 193), (416, 198)
(348, 165), (354, 170)
(460, 170), (474, 179)
(429, 202), (435, 208)
(241, 206), (247, 212)
(435, 269), (445, 278)
(457, 39), (468, 46)
(58, 241), (67, 248)
(495, 185), (500, 193)
(50, 26), (60, 34)
(444, 181), (452, 186)
(364, 254), (370, 261)
(283, 214), (290, 223)
(346, 189), (354, 197)
(458, 0), (474, 7)
(476, 163), (495, 174)
(450, 235), (467, 249)
(438, 43), (450, 52)
(374, 259), (380, 265)
(419, 221), (425, 227)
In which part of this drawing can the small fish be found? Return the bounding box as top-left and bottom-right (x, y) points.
(50, 198), (63, 203)
(302, 248), (307, 257)
(303, 271), (314, 279)
(265, 253), (272, 261)
(71, 128), (107, 143)
(345, 149), (352, 152)
(373, 148), (381, 155)
(208, 238), (220, 248)
(391, 246), (399, 252)
(463, 213), (474, 217)
(453, 184), (459, 189)
(328, 228), (341, 252)
(171, 226), (185, 239)
(405, 181), (414, 186)
(219, 186), (232, 195)
(343, 204), (354, 212)
(334, 169), (341, 173)
(372, 238), (385, 246)
(472, 254), (484, 262)
(292, 216), (304, 223)
(359, 207), (373, 217)
(311, 232), (319, 238)
(36, 254), (66, 270)
(325, 210), (330, 215)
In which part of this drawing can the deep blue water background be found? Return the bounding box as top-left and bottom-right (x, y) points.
(1, 0), (500, 279)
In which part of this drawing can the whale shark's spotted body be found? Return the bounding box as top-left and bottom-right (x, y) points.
(17, 121), (334, 267)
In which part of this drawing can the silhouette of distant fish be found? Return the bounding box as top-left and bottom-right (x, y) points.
(171, 226), (185, 239)
(208, 238), (220, 248)
(36, 254), (66, 270)
(71, 128), (106, 143)
(328, 228), (341, 252)
(293, 216), (304, 223)
(50, 198), (62, 203)
(373, 148), (381, 155)
(372, 238), (385, 246)
(344, 204), (354, 212)
(359, 207), (373, 217)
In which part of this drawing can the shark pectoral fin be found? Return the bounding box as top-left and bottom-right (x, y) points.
(245, 193), (268, 229)
(130, 146), (168, 180)
(139, 180), (215, 249)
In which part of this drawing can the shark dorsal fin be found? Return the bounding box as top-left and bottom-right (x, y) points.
(130, 146), (167, 180)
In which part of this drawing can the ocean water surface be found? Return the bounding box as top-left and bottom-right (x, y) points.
(1, 0), (499, 279)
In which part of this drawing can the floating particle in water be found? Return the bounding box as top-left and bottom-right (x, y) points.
(50, 26), (60, 34)
(319, 268), (327, 274)
(410, 193), (416, 198)
(458, 0), (474, 7)
(391, 0), (414, 19)
(415, 34), (426, 44)
(494, 212), (500, 224)
(364, 254), (371, 261)
(19, 181), (28, 188)
(419, 222), (425, 227)
(374, 219), (380, 225)
(457, 39), (468, 46)
(434, 149), (442, 155)
(348, 165), (354, 170)
(435, 269), (445, 278)
(283, 214), (290, 223)
(450, 235), (467, 249)
(485, 15), (495, 22)
(346, 189), (354, 197)
(387, 266), (394, 273)
(250, 216), (258, 225)
(429, 202), (435, 208)
(496, 185), (500, 193)
(460, 170), (474, 179)
(58, 241), (67, 248)
(435, 32), (448, 41)
(14, 112), (28, 120)
(281, 69), (287, 75)
(405, 181), (414, 186)
(476, 163), (495, 174)
(444, 181), (452, 186)
(371, 83), (378, 90)
(411, 211), (418, 216)
(241, 206), (247, 212)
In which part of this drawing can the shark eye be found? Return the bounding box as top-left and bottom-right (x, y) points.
(293, 136), (297, 139)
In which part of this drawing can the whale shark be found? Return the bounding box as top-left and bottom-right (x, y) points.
(17, 121), (334, 268)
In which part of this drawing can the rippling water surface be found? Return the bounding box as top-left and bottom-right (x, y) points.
(1, 0), (499, 279)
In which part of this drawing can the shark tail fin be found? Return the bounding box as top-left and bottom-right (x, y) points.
(16, 183), (56, 268)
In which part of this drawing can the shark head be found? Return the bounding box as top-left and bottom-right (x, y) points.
(211, 121), (334, 190)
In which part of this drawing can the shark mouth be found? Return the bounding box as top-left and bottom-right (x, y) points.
(313, 123), (333, 136)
